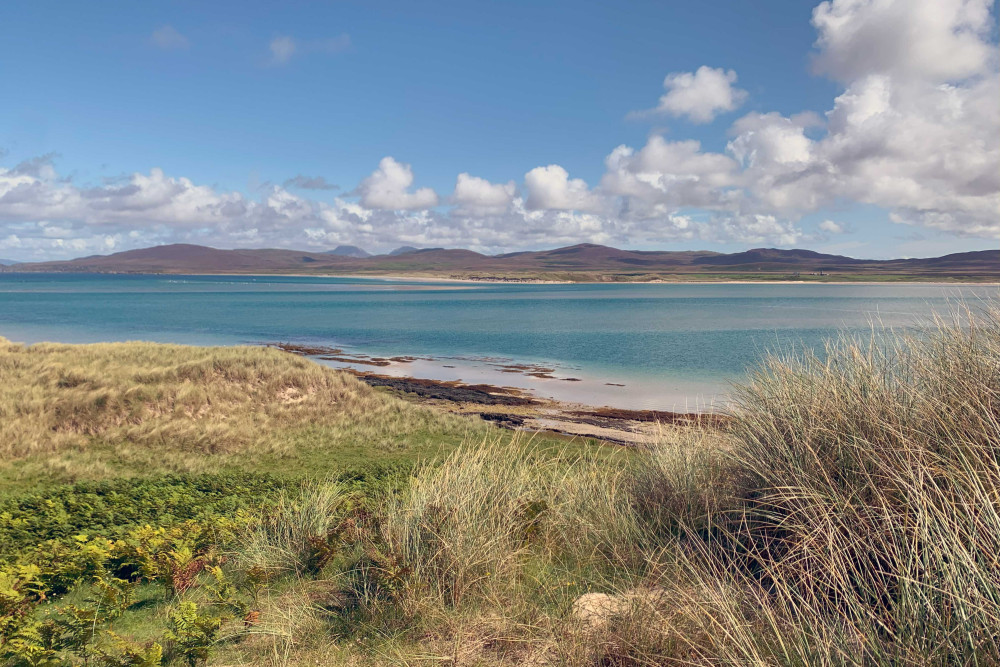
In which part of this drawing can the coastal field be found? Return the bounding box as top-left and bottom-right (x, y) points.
(1, 303), (998, 665)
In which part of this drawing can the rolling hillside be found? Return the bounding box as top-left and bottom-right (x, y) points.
(5, 242), (998, 281)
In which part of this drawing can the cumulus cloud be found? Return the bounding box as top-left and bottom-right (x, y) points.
(0, 159), (389, 259)
(451, 174), (516, 213)
(811, 0), (995, 83)
(524, 165), (602, 211)
(642, 66), (748, 123)
(601, 137), (739, 212)
(818, 220), (845, 234)
(150, 25), (189, 50)
(0, 155), (777, 261)
(283, 175), (339, 190)
(607, 0), (999, 239)
(716, 214), (804, 246)
(358, 157), (438, 210)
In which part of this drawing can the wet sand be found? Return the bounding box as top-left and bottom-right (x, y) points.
(355, 371), (730, 445)
(267, 342), (728, 412)
(271, 342), (729, 444)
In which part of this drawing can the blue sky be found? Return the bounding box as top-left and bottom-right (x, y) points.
(1, 0), (997, 260)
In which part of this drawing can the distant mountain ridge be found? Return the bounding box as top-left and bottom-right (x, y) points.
(389, 246), (420, 256)
(4, 243), (997, 281)
(326, 245), (371, 258)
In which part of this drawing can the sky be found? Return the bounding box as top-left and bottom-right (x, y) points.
(0, 0), (998, 261)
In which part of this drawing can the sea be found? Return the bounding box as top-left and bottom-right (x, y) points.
(0, 273), (995, 410)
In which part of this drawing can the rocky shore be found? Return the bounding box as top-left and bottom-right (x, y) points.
(269, 342), (725, 443)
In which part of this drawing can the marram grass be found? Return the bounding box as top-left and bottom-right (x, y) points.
(0, 338), (477, 487)
(349, 305), (999, 666)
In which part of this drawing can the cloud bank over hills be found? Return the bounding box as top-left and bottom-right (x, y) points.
(0, 0), (997, 261)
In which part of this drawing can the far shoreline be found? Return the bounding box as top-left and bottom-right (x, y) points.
(323, 273), (1000, 287)
(3, 269), (998, 286)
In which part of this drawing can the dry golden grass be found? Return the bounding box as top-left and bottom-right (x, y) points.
(346, 305), (1000, 666)
(0, 338), (477, 485)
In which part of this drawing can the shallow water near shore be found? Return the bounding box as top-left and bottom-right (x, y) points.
(0, 273), (995, 410)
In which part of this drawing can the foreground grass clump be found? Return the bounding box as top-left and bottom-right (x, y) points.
(706, 311), (1000, 664)
(0, 338), (476, 487)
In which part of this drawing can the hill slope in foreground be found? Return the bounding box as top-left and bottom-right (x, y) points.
(0, 337), (485, 490)
(6, 242), (999, 281)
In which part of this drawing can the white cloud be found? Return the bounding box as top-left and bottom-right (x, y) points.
(451, 174), (516, 213)
(0, 155), (812, 261)
(606, 0), (1000, 239)
(818, 219), (845, 234)
(811, 0), (995, 83)
(358, 157), (439, 210)
(150, 25), (189, 50)
(524, 165), (602, 211)
(644, 66), (748, 123)
(601, 137), (739, 211)
(725, 112), (828, 214)
(819, 72), (999, 236)
(716, 214), (804, 246)
(728, 113), (816, 167)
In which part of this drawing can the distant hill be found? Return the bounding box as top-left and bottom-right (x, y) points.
(693, 248), (863, 266)
(326, 245), (371, 258)
(388, 246), (420, 256)
(0, 259), (18, 266)
(4, 243), (997, 282)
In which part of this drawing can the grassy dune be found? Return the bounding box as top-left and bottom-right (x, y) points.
(332, 308), (997, 666)
(0, 339), (478, 491)
(1, 306), (998, 666)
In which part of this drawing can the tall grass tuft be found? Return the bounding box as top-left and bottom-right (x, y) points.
(237, 481), (350, 577)
(627, 425), (737, 542)
(671, 306), (1000, 665)
(380, 435), (548, 610)
(376, 436), (645, 612)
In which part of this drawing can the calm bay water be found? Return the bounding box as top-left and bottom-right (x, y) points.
(0, 273), (994, 409)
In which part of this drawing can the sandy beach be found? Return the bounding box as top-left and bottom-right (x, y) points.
(269, 342), (728, 444)
(261, 272), (1000, 286)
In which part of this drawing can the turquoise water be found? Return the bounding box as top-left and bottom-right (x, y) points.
(0, 273), (994, 409)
